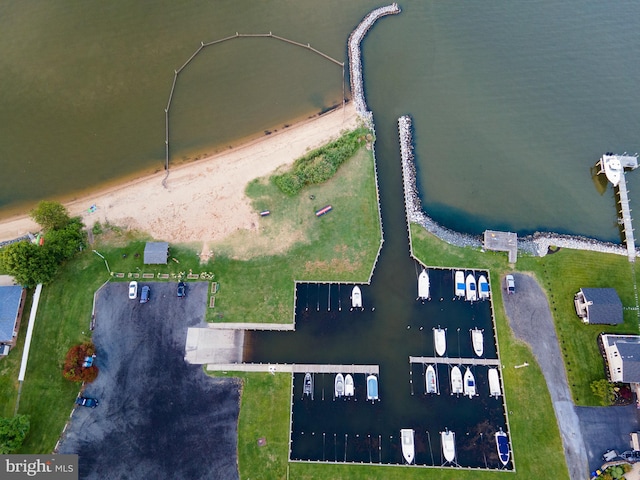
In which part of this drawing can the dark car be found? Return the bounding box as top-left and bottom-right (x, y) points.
(177, 282), (186, 298)
(140, 285), (150, 304)
(75, 396), (99, 408)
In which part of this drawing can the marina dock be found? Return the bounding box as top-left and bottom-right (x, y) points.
(409, 356), (500, 367)
(596, 153), (639, 262)
(206, 363), (379, 374)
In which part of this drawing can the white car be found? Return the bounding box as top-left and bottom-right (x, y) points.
(505, 275), (515, 294)
(128, 281), (138, 299)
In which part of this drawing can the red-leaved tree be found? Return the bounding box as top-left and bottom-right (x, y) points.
(62, 342), (98, 383)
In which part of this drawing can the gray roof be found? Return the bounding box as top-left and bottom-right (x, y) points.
(614, 337), (640, 383)
(581, 288), (623, 325)
(0, 286), (24, 343)
(144, 242), (169, 265)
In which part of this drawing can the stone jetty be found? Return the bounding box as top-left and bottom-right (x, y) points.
(348, 4), (400, 127)
(397, 114), (638, 259)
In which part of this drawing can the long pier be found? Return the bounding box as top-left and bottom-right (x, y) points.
(206, 363), (379, 374)
(409, 356), (500, 367)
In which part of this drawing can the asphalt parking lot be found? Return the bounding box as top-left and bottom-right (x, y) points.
(58, 282), (241, 480)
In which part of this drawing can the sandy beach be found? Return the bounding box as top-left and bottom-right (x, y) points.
(0, 103), (359, 246)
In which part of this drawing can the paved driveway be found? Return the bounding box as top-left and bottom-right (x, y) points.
(502, 273), (588, 480)
(58, 282), (241, 480)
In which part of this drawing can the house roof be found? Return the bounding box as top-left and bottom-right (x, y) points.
(616, 338), (640, 383)
(581, 288), (623, 324)
(144, 242), (169, 265)
(0, 286), (24, 343)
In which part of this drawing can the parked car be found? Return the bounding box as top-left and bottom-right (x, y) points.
(128, 281), (138, 300)
(140, 285), (150, 304)
(177, 281), (186, 298)
(505, 275), (515, 294)
(75, 396), (99, 408)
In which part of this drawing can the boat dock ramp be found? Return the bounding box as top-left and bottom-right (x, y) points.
(409, 356), (500, 367)
(207, 363), (379, 374)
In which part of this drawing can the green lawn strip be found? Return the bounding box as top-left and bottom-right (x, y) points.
(213, 371), (291, 480)
(208, 147), (381, 323)
(517, 249), (639, 405)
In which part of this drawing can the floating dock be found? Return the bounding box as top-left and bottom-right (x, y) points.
(596, 153), (639, 262)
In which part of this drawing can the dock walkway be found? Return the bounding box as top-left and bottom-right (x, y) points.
(206, 363), (379, 374)
(409, 356), (500, 367)
(617, 174), (636, 262)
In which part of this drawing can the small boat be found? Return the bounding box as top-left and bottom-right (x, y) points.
(463, 367), (476, 398)
(450, 366), (463, 394)
(351, 285), (362, 309)
(465, 274), (477, 302)
(334, 373), (344, 398)
(366, 374), (379, 401)
(454, 270), (465, 297)
(425, 365), (438, 394)
(478, 275), (490, 300)
(433, 327), (446, 357)
(495, 428), (510, 466)
(418, 268), (430, 300)
(601, 153), (623, 187)
(488, 368), (502, 397)
(471, 328), (484, 357)
(400, 428), (415, 464)
(303, 373), (313, 397)
(344, 374), (354, 397)
(441, 428), (456, 463)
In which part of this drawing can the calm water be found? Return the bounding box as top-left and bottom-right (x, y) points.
(2, 2), (640, 240)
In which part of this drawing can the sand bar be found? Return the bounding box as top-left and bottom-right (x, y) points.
(0, 104), (359, 244)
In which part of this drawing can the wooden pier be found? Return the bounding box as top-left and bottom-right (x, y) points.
(206, 363), (379, 374)
(597, 153), (639, 262)
(409, 356), (500, 367)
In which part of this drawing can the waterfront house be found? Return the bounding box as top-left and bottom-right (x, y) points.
(144, 242), (169, 265)
(600, 334), (640, 406)
(574, 288), (623, 325)
(0, 285), (27, 356)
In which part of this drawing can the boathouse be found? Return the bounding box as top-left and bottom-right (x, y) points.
(574, 288), (623, 325)
(0, 285), (27, 356)
(144, 242), (169, 265)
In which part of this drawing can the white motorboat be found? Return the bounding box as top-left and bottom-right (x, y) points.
(334, 373), (344, 398)
(465, 274), (477, 302)
(433, 327), (446, 357)
(454, 270), (465, 297)
(471, 328), (484, 357)
(400, 428), (415, 464)
(344, 374), (354, 397)
(450, 366), (463, 394)
(441, 428), (456, 463)
(425, 365), (438, 394)
(478, 274), (490, 300)
(488, 368), (502, 397)
(601, 153), (623, 187)
(463, 367), (476, 398)
(303, 373), (313, 397)
(418, 268), (430, 300)
(495, 428), (510, 466)
(366, 374), (379, 401)
(351, 285), (362, 309)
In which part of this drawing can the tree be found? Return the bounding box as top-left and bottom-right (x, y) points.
(591, 378), (616, 406)
(44, 217), (87, 263)
(30, 201), (71, 232)
(0, 241), (58, 287)
(0, 415), (30, 454)
(63, 342), (98, 383)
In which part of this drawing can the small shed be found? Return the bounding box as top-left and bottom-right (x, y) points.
(144, 242), (169, 265)
(0, 285), (26, 356)
(574, 288), (623, 325)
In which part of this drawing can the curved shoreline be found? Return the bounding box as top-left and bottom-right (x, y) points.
(397, 114), (636, 259)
